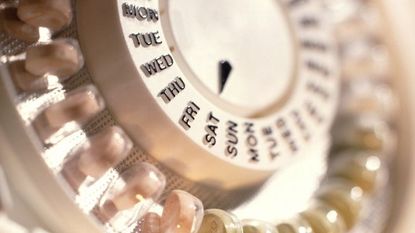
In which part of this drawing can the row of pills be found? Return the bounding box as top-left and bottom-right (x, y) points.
(0, 0), (72, 43)
(0, 1), (206, 232)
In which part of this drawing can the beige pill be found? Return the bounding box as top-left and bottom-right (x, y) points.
(340, 39), (390, 78)
(8, 60), (46, 91)
(1, 8), (39, 43)
(316, 179), (364, 229)
(339, 80), (397, 122)
(327, 151), (382, 193)
(334, 7), (382, 44)
(300, 201), (346, 233)
(242, 219), (277, 233)
(46, 90), (100, 126)
(99, 163), (166, 220)
(276, 218), (313, 233)
(331, 116), (393, 153)
(25, 39), (83, 77)
(17, 0), (72, 31)
(199, 213), (227, 233)
(33, 87), (103, 141)
(77, 126), (132, 178)
(138, 213), (162, 233)
(198, 209), (242, 233)
(60, 156), (86, 191)
(161, 190), (204, 233)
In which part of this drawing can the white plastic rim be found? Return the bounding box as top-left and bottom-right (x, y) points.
(0, 66), (102, 233)
(377, 0), (415, 232)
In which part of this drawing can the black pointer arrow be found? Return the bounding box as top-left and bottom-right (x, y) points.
(219, 60), (232, 94)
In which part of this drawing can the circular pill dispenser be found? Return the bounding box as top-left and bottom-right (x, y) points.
(77, 0), (339, 192)
(0, 0), (413, 233)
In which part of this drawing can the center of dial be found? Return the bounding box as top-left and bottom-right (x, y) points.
(162, 0), (295, 117)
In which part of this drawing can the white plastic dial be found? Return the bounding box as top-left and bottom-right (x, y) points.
(165, 0), (295, 116)
(77, 0), (339, 188)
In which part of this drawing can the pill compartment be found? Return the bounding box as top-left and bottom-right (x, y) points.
(25, 38), (84, 78)
(17, 0), (73, 32)
(8, 59), (50, 92)
(32, 85), (105, 145)
(0, 6), (40, 43)
(137, 212), (162, 233)
(60, 126), (133, 193)
(5, 38), (84, 93)
(161, 190), (204, 233)
(96, 163), (166, 232)
(315, 178), (365, 229)
(198, 209), (243, 233)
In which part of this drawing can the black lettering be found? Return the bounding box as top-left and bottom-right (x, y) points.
(262, 127), (280, 160)
(130, 31), (162, 48)
(244, 122), (255, 134)
(225, 121), (238, 158)
(244, 122), (260, 162)
(226, 146), (238, 158)
(153, 31), (162, 45)
(276, 118), (298, 152)
(262, 127), (273, 136)
(142, 33), (153, 46)
(158, 89), (170, 103)
(158, 77), (186, 104)
(203, 134), (216, 147)
(207, 112), (220, 124)
(267, 138), (280, 160)
(300, 16), (320, 28)
(137, 7), (148, 19)
(167, 81), (180, 95)
(179, 102), (200, 130)
(248, 149), (260, 162)
(156, 56), (167, 70)
(148, 9), (159, 21)
(203, 112), (220, 148)
(227, 121), (238, 134)
(122, 3), (135, 17)
(291, 110), (311, 141)
(180, 115), (191, 130)
(288, 0), (308, 7)
(121, 4), (159, 22)
(305, 101), (324, 124)
(306, 81), (330, 100)
(129, 33), (141, 47)
(246, 135), (258, 147)
(141, 61), (158, 76)
(226, 121), (238, 144)
(302, 40), (328, 52)
(306, 60), (330, 77)
(226, 133), (238, 145)
(206, 125), (218, 136)
(141, 54), (174, 77)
